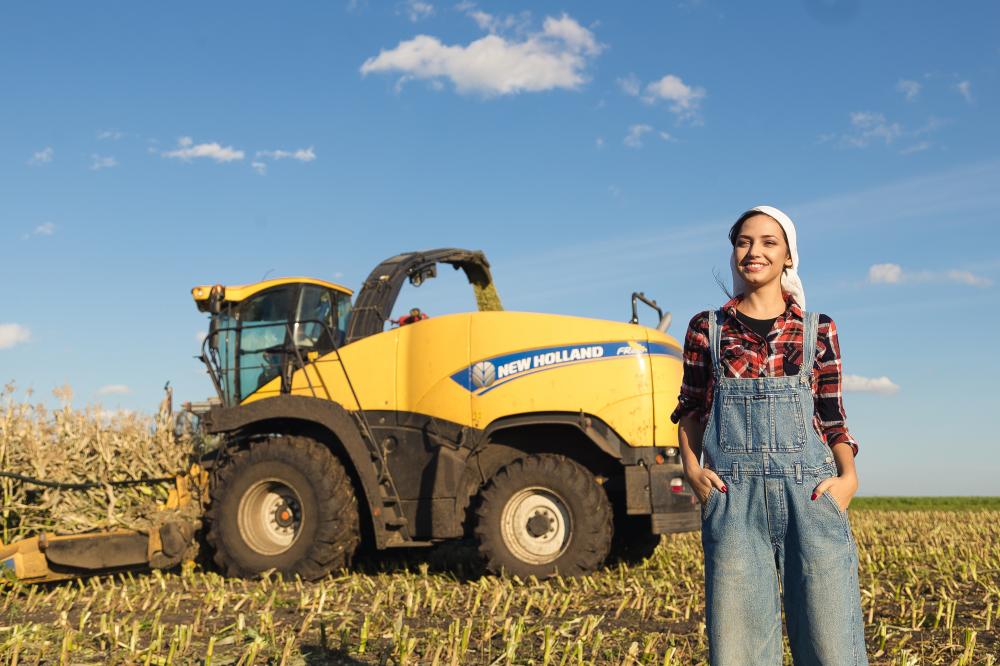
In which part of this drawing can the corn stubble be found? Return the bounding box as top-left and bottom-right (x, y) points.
(1, 393), (997, 664)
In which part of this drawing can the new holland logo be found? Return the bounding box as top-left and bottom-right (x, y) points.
(451, 341), (681, 395)
(471, 361), (497, 388)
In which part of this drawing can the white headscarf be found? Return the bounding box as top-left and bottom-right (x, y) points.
(729, 205), (805, 310)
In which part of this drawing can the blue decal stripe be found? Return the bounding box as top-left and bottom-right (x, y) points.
(474, 355), (622, 395)
(449, 340), (681, 394)
(647, 342), (683, 359)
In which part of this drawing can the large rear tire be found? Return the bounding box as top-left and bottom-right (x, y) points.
(206, 436), (360, 580)
(474, 454), (612, 578)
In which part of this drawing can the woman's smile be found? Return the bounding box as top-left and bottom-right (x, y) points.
(741, 261), (769, 273)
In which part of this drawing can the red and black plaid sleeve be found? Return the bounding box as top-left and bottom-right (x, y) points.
(814, 315), (859, 457)
(670, 311), (713, 426)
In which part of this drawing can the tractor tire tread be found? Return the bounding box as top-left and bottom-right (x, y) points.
(474, 454), (612, 579)
(206, 435), (360, 580)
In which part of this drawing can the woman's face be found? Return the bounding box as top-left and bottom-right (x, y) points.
(733, 214), (792, 290)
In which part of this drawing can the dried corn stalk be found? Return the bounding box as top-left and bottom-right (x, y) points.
(0, 383), (201, 542)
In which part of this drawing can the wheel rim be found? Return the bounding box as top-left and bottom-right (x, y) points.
(237, 478), (303, 556)
(500, 487), (571, 565)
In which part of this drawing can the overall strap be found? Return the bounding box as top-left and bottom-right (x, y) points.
(799, 311), (819, 378)
(707, 309), (722, 372)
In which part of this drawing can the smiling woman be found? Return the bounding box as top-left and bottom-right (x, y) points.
(673, 206), (869, 665)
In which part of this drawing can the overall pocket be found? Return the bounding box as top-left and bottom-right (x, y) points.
(718, 395), (748, 452)
(701, 486), (721, 520)
(820, 487), (852, 540)
(719, 394), (806, 452)
(768, 393), (807, 451)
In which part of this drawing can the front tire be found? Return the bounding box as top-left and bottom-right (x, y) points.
(475, 454), (612, 578)
(206, 436), (360, 580)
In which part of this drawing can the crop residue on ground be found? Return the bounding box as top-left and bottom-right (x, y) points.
(1, 509), (997, 665)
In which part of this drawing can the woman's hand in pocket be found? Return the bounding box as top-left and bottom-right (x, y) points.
(812, 472), (858, 511)
(687, 467), (727, 505)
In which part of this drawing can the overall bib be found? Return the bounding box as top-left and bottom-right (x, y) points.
(700, 310), (868, 665)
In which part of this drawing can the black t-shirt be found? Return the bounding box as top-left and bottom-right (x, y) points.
(733, 310), (776, 340)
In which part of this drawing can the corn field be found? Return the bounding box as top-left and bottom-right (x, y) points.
(1, 391), (997, 664)
(0, 384), (199, 541)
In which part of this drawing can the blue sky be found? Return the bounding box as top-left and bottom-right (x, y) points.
(1, 1), (997, 494)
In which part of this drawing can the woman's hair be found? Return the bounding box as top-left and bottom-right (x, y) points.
(728, 209), (790, 248)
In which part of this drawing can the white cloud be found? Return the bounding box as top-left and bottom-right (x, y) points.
(624, 124), (652, 148)
(944, 270), (992, 287)
(403, 0), (433, 21)
(868, 262), (992, 287)
(898, 141), (931, 156)
(896, 79), (921, 101)
(255, 147), (317, 162)
(28, 147), (53, 166)
(829, 112), (945, 153)
(90, 154), (118, 171)
(843, 374), (900, 395)
(843, 111), (903, 147)
(97, 384), (131, 396)
(464, 8), (531, 34)
(622, 124), (672, 148)
(595, 136), (604, 148)
(642, 74), (706, 122)
(97, 129), (124, 141)
(21, 222), (56, 240)
(956, 80), (973, 104)
(251, 147), (316, 175)
(617, 73), (641, 97)
(162, 136), (244, 163)
(541, 13), (602, 56)
(0, 324), (31, 350)
(468, 10), (494, 30)
(360, 13), (603, 96)
(868, 263), (903, 284)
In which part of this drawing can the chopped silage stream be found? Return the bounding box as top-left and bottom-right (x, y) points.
(1, 391), (997, 664)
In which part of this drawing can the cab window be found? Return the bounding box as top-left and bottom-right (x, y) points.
(294, 286), (341, 352)
(238, 287), (293, 400)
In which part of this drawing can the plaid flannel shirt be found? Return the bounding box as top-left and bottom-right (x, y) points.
(669, 294), (859, 456)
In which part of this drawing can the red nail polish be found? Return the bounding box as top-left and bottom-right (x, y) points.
(811, 492), (817, 500)
(721, 485), (728, 493)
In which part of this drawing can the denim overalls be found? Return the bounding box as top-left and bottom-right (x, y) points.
(700, 309), (868, 665)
